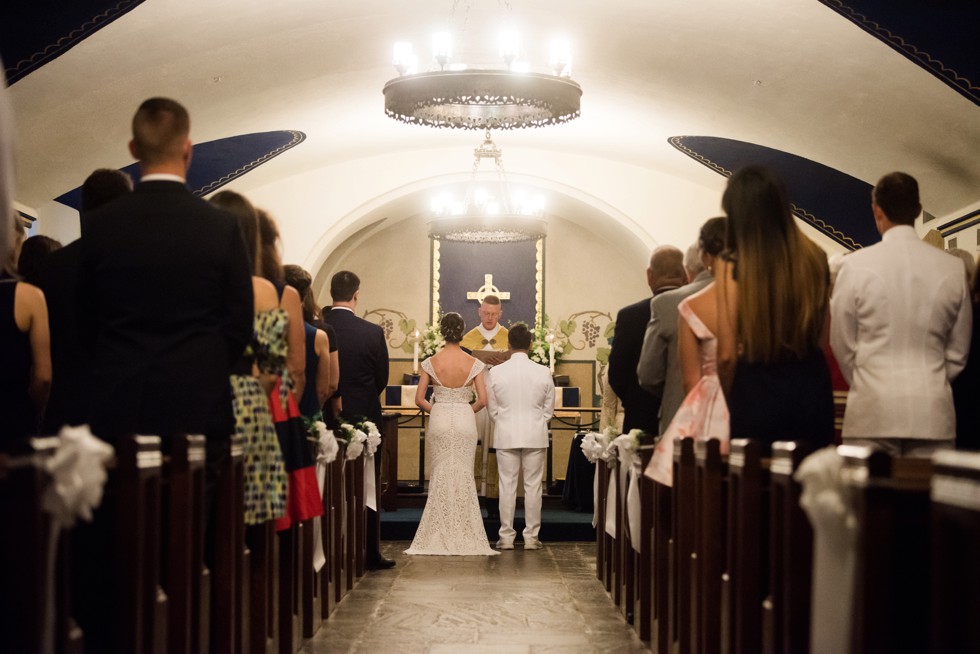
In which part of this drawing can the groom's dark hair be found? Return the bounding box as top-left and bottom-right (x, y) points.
(330, 270), (360, 301)
(508, 322), (532, 350)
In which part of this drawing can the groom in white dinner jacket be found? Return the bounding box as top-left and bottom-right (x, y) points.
(487, 323), (556, 549)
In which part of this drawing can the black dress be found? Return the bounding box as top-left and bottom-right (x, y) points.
(0, 279), (37, 447)
(728, 347), (834, 453)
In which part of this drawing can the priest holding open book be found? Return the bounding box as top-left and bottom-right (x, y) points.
(460, 294), (510, 365)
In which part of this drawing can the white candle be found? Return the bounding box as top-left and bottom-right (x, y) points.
(413, 333), (420, 374)
(546, 333), (555, 373)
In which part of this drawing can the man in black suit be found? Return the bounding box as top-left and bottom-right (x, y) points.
(608, 245), (686, 434)
(322, 270), (394, 569)
(39, 168), (133, 433)
(80, 97), (253, 445)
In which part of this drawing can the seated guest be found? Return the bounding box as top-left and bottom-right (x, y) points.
(284, 264), (338, 421)
(210, 189), (288, 525)
(831, 172), (971, 456)
(716, 166), (834, 451)
(16, 235), (61, 286)
(39, 168), (131, 433)
(0, 221), (51, 446)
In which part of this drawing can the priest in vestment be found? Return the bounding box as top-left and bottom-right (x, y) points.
(461, 295), (510, 515)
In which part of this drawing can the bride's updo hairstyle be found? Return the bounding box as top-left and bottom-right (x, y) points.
(440, 312), (465, 343)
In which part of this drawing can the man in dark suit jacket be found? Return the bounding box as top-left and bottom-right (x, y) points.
(80, 98), (253, 445)
(322, 270), (394, 569)
(608, 245), (686, 434)
(39, 168), (133, 433)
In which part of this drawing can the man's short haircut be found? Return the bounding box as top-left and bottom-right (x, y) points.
(330, 270), (360, 302)
(508, 322), (532, 350)
(649, 245), (686, 282)
(81, 168), (132, 212)
(482, 294), (501, 306)
(131, 97), (190, 165)
(684, 242), (704, 276)
(873, 172), (920, 225)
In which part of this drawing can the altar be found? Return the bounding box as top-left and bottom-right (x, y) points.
(384, 384), (594, 498)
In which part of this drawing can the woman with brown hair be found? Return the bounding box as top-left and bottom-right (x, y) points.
(715, 166), (834, 450)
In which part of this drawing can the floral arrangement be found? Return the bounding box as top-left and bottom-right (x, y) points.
(305, 416), (339, 464)
(334, 418), (382, 461)
(580, 426), (620, 465)
(529, 314), (571, 367)
(419, 321), (445, 359)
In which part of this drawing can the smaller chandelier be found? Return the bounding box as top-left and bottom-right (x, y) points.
(428, 131), (547, 243)
(383, 30), (582, 130)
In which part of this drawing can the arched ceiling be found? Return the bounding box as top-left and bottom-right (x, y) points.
(3, 0), (978, 262)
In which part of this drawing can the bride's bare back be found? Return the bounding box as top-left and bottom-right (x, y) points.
(428, 345), (480, 388)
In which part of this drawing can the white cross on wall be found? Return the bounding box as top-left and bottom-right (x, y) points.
(466, 274), (511, 302)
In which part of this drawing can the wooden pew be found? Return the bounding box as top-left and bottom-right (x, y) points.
(0, 438), (62, 653)
(764, 440), (815, 654)
(651, 458), (673, 654)
(930, 449), (980, 653)
(163, 434), (207, 654)
(693, 439), (727, 654)
(635, 433), (656, 642)
(380, 413), (400, 511)
(212, 434), (245, 654)
(841, 445), (932, 654)
(331, 450), (347, 605)
(247, 520), (277, 654)
(612, 448), (624, 609)
(670, 437), (696, 654)
(596, 460), (612, 590)
(722, 439), (769, 654)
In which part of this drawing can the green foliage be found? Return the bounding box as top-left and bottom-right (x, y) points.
(603, 322), (616, 339)
(595, 346), (611, 364)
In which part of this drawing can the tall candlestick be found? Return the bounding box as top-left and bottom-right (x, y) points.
(546, 332), (555, 373)
(412, 330), (420, 374)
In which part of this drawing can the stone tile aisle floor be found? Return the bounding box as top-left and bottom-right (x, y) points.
(302, 541), (652, 654)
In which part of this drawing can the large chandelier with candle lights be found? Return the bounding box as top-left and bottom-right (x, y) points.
(383, 19), (581, 130)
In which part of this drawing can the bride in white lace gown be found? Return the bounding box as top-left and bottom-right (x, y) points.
(405, 313), (499, 556)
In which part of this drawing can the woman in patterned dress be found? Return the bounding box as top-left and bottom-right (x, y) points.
(210, 190), (288, 524)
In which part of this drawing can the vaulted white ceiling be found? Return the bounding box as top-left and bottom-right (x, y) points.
(7, 0), (980, 267)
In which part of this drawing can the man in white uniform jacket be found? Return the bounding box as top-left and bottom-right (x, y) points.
(830, 171), (972, 456)
(487, 323), (556, 549)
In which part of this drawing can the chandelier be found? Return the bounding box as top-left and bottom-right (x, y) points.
(383, 26), (582, 130)
(428, 130), (547, 243)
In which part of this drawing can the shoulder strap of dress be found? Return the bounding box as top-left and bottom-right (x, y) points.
(422, 358), (442, 386)
(679, 299), (713, 340)
(465, 358), (486, 386)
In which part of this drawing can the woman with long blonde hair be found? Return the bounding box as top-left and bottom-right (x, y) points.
(715, 166), (834, 449)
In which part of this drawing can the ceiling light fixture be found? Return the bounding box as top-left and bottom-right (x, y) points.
(384, 19), (582, 130)
(428, 131), (547, 243)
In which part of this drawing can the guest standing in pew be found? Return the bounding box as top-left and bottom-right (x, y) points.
(79, 97), (253, 446)
(254, 209), (322, 530)
(284, 264), (338, 422)
(645, 218), (729, 485)
(322, 270), (395, 569)
(716, 165), (834, 451)
(638, 217), (726, 436)
(830, 172), (972, 456)
(209, 190), (288, 525)
(76, 98), (254, 651)
(0, 223), (51, 446)
(17, 235), (62, 286)
(608, 245), (686, 435)
(39, 169), (132, 433)
(952, 253), (980, 450)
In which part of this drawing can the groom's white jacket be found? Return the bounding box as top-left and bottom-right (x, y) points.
(487, 352), (556, 449)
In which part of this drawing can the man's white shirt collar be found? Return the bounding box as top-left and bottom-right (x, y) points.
(882, 224), (917, 242)
(331, 306), (355, 313)
(140, 173), (186, 183)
